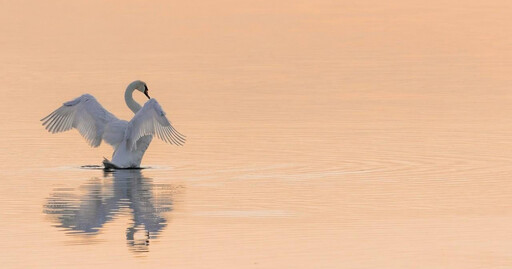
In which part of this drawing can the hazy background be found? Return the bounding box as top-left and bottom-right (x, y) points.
(2, 0), (512, 268)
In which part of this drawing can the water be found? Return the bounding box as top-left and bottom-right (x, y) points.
(2, 0), (512, 268)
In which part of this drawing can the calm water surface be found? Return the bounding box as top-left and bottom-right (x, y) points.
(2, 1), (512, 268)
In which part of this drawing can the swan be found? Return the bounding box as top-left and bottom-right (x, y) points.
(41, 80), (185, 169)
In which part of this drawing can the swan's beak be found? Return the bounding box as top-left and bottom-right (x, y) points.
(143, 85), (150, 99)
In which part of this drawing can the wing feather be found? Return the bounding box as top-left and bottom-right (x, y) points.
(127, 99), (185, 151)
(41, 94), (118, 147)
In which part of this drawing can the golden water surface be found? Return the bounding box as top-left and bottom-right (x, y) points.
(2, 0), (512, 268)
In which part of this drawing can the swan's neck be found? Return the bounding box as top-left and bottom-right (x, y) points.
(125, 83), (141, 114)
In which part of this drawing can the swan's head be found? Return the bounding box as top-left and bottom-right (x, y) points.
(130, 80), (151, 99)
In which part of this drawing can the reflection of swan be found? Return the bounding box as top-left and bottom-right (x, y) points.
(43, 170), (174, 252)
(41, 80), (185, 168)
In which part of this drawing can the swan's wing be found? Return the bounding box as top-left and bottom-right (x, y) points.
(41, 94), (118, 147)
(127, 98), (185, 151)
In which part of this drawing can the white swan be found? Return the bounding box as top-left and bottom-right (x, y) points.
(41, 80), (185, 168)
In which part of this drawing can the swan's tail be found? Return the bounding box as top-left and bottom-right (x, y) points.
(102, 157), (120, 170)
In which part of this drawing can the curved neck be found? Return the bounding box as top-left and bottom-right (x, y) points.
(125, 83), (142, 114)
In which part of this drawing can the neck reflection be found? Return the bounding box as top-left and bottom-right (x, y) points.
(44, 169), (174, 253)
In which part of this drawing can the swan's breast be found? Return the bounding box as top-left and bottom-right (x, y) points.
(103, 120), (129, 149)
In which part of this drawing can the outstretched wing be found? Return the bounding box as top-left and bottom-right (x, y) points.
(127, 98), (185, 151)
(41, 94), (118, 147)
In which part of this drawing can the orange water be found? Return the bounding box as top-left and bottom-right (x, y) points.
(2, 1), (512, 268)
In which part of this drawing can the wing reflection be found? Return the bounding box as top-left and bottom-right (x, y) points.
(43, 169), (175, 252)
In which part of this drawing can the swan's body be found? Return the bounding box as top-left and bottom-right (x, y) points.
(41, 80), (185, 168)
